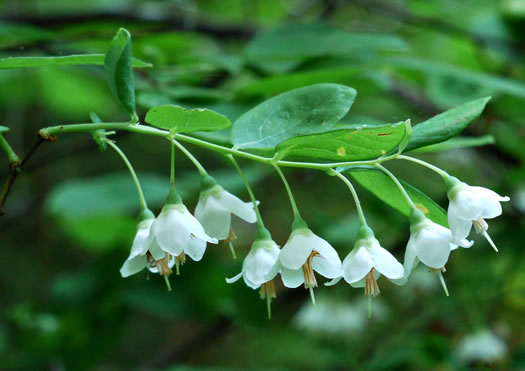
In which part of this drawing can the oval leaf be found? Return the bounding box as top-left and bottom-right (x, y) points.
(246, 23), (408, 61)
(276, 121), (407, 162)
(104, 28), (137, 121)
(344, 167), (448, 227)
(145, 105), (231, 133)
(0, 54), (151, 69)
(0, 126), (9, 133)
(232, 83), (357, 150)
(405, 96), (491, 152)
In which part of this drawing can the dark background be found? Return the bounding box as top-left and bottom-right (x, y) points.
(1, 0), (524, 369)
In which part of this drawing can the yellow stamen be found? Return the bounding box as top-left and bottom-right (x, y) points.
(364, 268), (380, 297)
(302, 251), (319, 289)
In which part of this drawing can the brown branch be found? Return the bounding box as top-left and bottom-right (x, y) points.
(0, 135), (46, 215)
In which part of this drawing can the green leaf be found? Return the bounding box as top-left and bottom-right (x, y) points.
(411, 135), (495, 153)
(232, 83), (357, 150)
(405, 97), (491, 152)
(344, 167), (448, 227)
(276, 121), (407, 162)
(145, 105), (232, 133)
(0, 126), (9, 133)
(234, 66), (362, 98)
(104, 28), (137, 121)
(0, 54), (152, 69)
(246, 23), (408, 61)
(386, 56), (525, 98)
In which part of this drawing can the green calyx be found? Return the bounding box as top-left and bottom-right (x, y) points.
(409, 208), (426, 232)
(255, 226), (272, 241)
(137, 207), (155, 223)
(444, 175), (465, 199)
(356, 224), (374, 240)
(291, 216), (308, 231)
(200, 174), (217, 192)
(166, 186), (182, 205)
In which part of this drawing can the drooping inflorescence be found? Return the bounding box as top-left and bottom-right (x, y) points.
(0, 28), (511, 319)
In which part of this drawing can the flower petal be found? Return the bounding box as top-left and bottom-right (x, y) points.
(324, 277), (342, 286)
(313, 257), (342, 279)
(341, 246), (373, 284)
(194, 196), (232, 240)
(149, 237), (168, 260)
(368, 241), (404, 279)
(183, 235), (207, 261)
(217, 189), (257, 223)
(280, 267), (305, 288)
(279, 229), (315, 270)
(311, 234), (341, 266)
(448, 212), (473, 241)
(225, 271), (242, 284)
(120, 255), (147, 277)
(244, 243), (280, 286)
(263, 260), (281, 282)
(413, 222), (452, 269)
(129, 221), (153, 258)
(178, 206), (218, 244)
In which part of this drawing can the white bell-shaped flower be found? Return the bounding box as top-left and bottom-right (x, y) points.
(270, 221), (341, 303)
(446, 176), (510, 252)
(341, 235), (404, 296)
(393, 209), (472, 294)
(195, 178), (257, 241)
(227, 228), (281, 318)
(120, 211), (176, 290)
(147, 202), (218, 265)
(226, 238), (280, 289)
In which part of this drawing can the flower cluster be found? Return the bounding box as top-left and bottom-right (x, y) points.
(120, 167), (509, 316)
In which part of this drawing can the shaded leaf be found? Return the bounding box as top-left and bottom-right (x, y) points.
(0, 126), (8, 133)
(246, 23), (408, 61)
(232, 83), (356, 150)
(0, 54), (151, 69)
(344, 167), (448, 227)
(411, 135), (495, 153)
(406, 97), (491, 152)
(104, 28), (137, 121)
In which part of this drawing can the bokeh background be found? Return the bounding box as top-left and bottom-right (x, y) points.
(1, 0), (524, 369)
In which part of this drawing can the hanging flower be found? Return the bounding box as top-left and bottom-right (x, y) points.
(340, 233), (404, 296)
(195, 177), (257, 240)
(120, 212), (175, 290)
(226, 238), (280, 295)
(271, 221), (341, 303)
(392, 209), (472, 293)
(146, 202), (218, 272)
(226, 228), (281, 318)
(446, 176), (510, 252)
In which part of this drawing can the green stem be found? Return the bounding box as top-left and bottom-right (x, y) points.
(228, 155), (264, 228)
(170, 138), (175, 188)
(397, 155), (449, 178)
(272, 164), (301, 218)
(375, 164), (416, 209)
(172, 139), (207, 176)
(329, 170), (367, 225)
(0, 134), (19, 165)
(105, 139), (148, 210)
(38, 122), (398, 170)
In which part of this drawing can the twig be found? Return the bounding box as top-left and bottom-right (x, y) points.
(0, 135), (46, 215)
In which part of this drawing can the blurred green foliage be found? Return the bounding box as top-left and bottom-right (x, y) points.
(1, 0), (524, 369)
